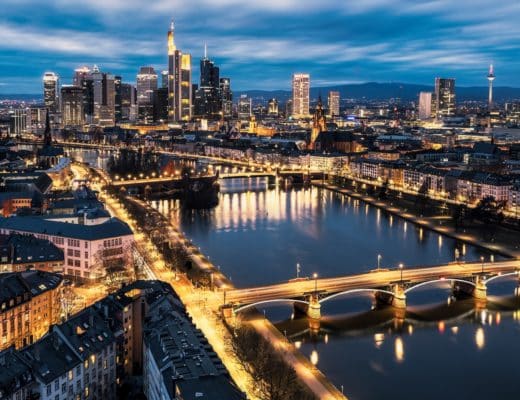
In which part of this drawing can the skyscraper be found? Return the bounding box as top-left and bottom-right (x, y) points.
(487, 64), (495, 110)
(114, 76), (122, 123)
(434, 78), (455, 119)
(167, 20), (192, 122)
(73, 66), (94, 124)
(328, 91), (340, 118)
(120, 83), (137, 122)
(418, 92), (432, 120)
(43, 72), (59, 114)
(238, 95), (252, 120)
(219, 78), (232, 118)
(167, 20), (176, 124)
(61, 85), (84, 128)
(268, 98), (279, 116)
(292, 74), (310, 118)
(194, 46), (221, 119)
(136, 66), (158, 123)
(92, 66), (116, 127)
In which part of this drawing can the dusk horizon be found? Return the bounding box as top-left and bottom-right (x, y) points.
(1, 0), (520, 93)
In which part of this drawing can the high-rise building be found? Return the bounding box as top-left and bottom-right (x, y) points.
(167, 21), (192, 122)
(153, 87), (169, 122)
(434, 78), (455, 119)
(43, 72), (59, 114)
(92, 66), (116, 127)
(174, 52), (192, 121)
(268, 98), (279, 116)
(328, 91), (340, 118)
(120, 83), (137, 122)
(418, 92), (433, 120)
(487, 64), (495, 110)
(9, 109), (28, 136)
(161, 70), (169, 89)
(238, 95), (252, 120)
(219, 78), (232, 118)
(73, 66), (94, 124)
(137, 66), (158, 124)
(115, 75), (122, 123)
(167, 20), (176, 124)
(194, 46), (221, 119)
(61, 85), (84, 128)
(292, 73), (310, 118)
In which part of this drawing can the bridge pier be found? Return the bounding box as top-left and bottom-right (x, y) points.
(473, 276), (487, 302)
(307, 295), (321, 320)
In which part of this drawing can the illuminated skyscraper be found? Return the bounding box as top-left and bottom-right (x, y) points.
(434, 78), (455, 119)
(219, 78), (232, 118)
(328, 91), (340, 118)
(43, 72), (59, 114)
(418, 92), (432, 120)
(194, 46), (221, 119)
(238, 95), (252, 120)
(487, 64), (495, 110)
(92, 66), (116, 127)
(292, 73), (310, 118)
(174, 52), (192, 121)
(268, 98), (279, 116)
(137, 66), (158, 123)
(61, 85), (84, 128)
(167, 20), (176, 124)
(73, 66), (94, 123)
(167, 20), (192, 122)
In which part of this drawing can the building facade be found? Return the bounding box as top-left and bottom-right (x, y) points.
(292, 73), (310, 118)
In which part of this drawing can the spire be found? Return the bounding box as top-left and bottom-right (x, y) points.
(170, 19), (174, 32)
(44, 109), (52, 146)
(204, 42), (207, 59)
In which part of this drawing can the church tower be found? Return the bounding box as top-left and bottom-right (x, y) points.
(309, 96), (326, 150)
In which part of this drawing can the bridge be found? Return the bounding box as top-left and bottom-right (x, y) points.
(109, 170), (324, 188)
(222, 260), (520, 322)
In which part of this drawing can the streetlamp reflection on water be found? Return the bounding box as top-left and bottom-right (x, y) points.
(395, 337), (404, 363)
(475, 327), (485, 350)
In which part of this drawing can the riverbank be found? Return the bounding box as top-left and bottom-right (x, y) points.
(315, 181), (520, 259)
(112, 192), (346, 399)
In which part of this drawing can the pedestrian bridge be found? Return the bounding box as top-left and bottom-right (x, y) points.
(222, 260), (520, 320)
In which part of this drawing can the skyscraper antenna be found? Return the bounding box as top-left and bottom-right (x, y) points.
(170, 19), (174, 32)
(204, 42), (207, 59)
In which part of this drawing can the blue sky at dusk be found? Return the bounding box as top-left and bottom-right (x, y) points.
(1, 0), (519, 93)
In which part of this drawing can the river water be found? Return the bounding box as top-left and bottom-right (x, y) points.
(152, 177), (520, 400)
(30, 144), (517, 400)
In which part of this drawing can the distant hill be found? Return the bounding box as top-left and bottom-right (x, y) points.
(3, 82), (520, 104)
(236, 82), (520, 103)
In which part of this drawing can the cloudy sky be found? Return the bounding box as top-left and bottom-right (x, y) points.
(1, 0), (519, 93)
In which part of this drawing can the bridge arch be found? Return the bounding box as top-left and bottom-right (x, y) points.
(319, 288), (396, 304)
(484, 271), (519, 285)
(404, 278), (475, 294)
(233, 299), (310, 314)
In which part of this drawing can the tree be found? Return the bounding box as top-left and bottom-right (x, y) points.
(471, 196), (505, 224)
(415, 181), (429, 214)
(378, 179), (390, 200)
(231, 325), (315, 400)
(91, 241), (138, 289)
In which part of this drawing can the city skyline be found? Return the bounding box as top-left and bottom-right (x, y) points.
(1, 0), (520, 93)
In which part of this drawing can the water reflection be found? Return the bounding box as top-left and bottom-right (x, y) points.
(153, 180), (498, 287)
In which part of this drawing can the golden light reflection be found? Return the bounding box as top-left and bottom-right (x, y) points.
(407, 324), (414, 335)
(438, 321), (445, 334)
(374, 333), (385, 348)
(475, 327), (485, 350)
(324, 334), (329, 344)
(451, 326), (459, 335)
(310, 350), (319, 366)
(395, 337), (404, 363)
(496, 313), (501, 325)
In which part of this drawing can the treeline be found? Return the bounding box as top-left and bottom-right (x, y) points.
(107, 148), (160, 176)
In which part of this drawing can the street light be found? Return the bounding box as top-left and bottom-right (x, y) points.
(377, 254), (382, 271)
(480, 256), (484, 274)
(313, 273), (318, 293)
(399, 263), (404, 283)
